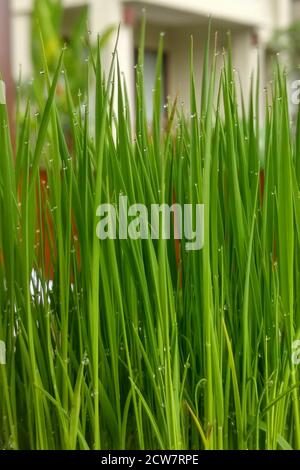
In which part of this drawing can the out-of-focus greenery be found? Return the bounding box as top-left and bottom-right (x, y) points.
(30, 0), (115, 126)
(270, 21), (300, 68)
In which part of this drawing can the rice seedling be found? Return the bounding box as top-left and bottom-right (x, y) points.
(0, 20), (300, 450)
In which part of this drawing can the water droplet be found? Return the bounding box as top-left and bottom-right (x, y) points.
(82, 352), (90, 366)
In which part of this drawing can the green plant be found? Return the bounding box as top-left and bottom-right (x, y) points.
(270, 20), (300, 67)
(0, 21), (300, 450)
(30, 0), (115, 127)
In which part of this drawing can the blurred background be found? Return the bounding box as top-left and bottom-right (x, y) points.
(1, 0), (300, 120)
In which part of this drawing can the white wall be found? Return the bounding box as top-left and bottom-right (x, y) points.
(134, 22), (261, 114)
(274, 0), (292, 28)
(89, 0), (135, 113)
(126, 0), (273, 28)
(10, 0), (294, 119)
(11, 10), (32, 79)
(293, 0), (300, 19)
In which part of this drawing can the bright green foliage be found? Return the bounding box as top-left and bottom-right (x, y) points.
(30, 0), (115, 127)
(0, 23), (300, 450)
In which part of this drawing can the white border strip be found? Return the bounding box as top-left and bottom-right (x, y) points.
(0, 80), (6, 105)
(0, 340), (6, 365)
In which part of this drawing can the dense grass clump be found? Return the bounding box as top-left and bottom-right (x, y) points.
(1, 23), (300, 450)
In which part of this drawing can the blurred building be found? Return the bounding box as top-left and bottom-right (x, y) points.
(10, 0), (300, 115)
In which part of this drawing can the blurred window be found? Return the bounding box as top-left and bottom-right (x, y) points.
(61, 5), (88, 43)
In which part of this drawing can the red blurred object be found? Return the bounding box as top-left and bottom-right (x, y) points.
(38, 170), (80, 281)
(123, 5), (136, 27)
(251, 33), (259, 47)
